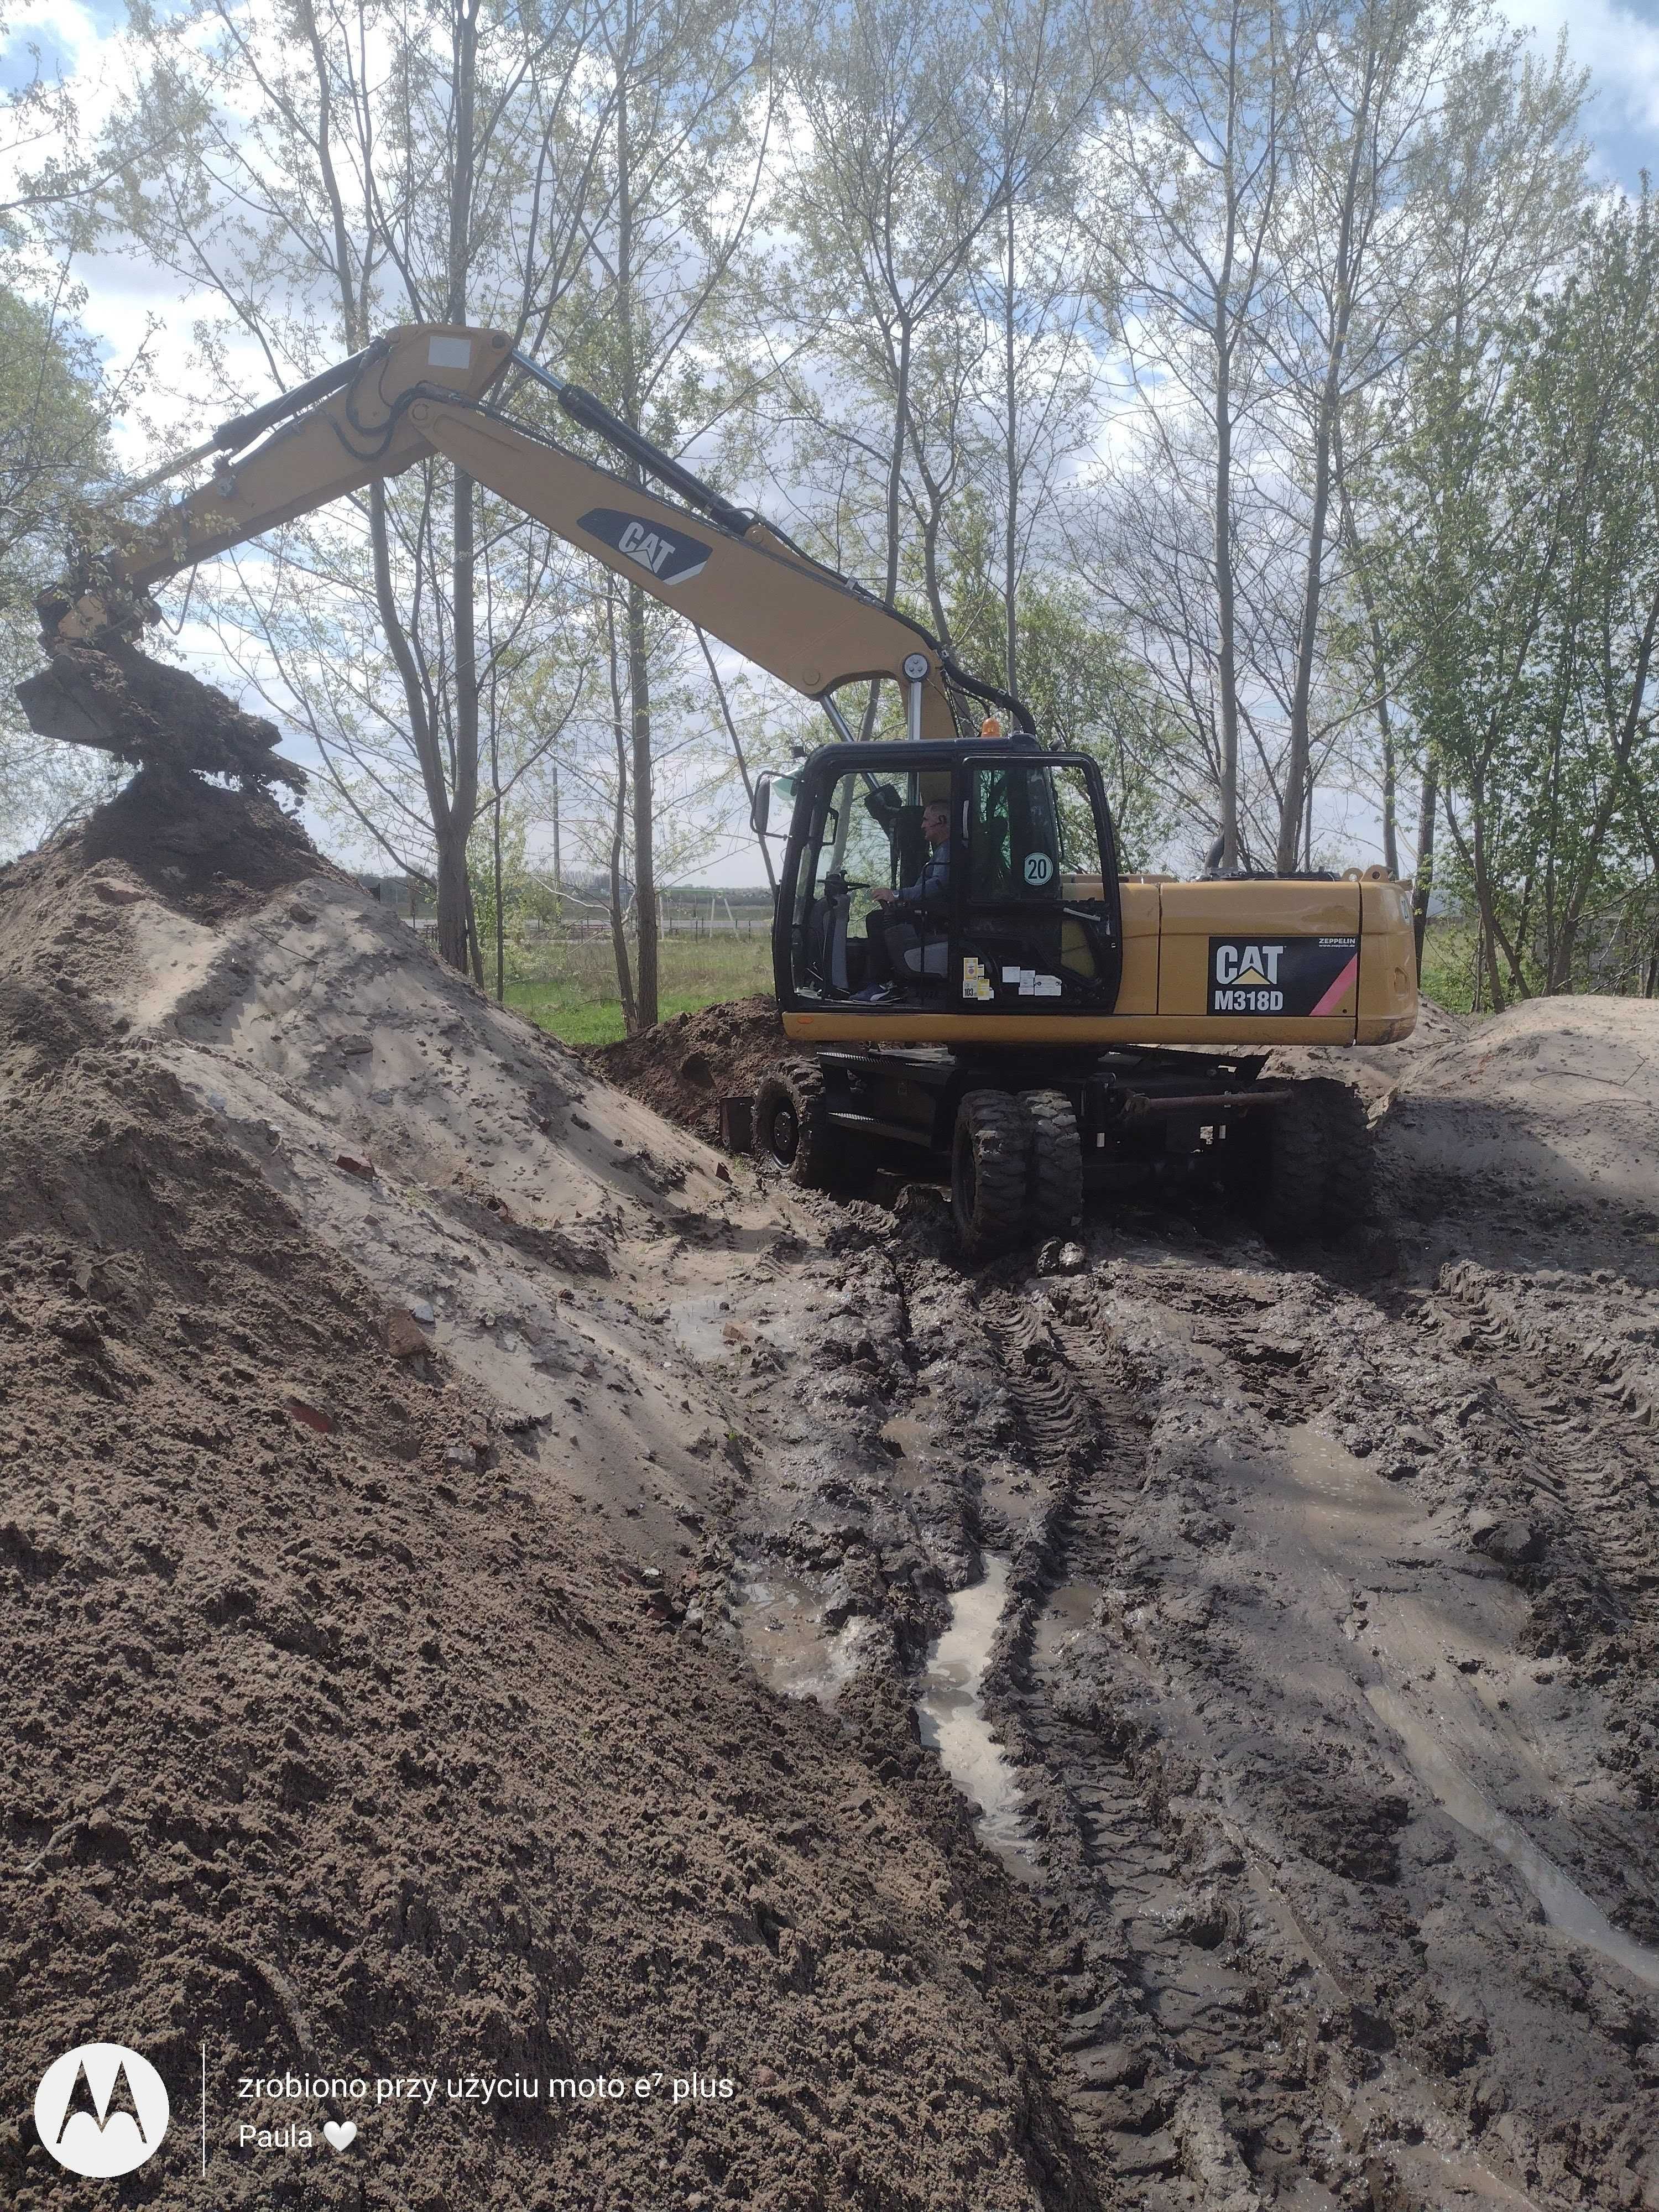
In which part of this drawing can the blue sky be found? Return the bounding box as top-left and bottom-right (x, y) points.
(1501, 0), (1659, 190)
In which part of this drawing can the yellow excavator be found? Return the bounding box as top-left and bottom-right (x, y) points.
(21, 320), (1417, 1255)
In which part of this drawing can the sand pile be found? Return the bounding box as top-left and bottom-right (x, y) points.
(0, 781), (1088, 2211)
(1386, 993), (1659, 1219)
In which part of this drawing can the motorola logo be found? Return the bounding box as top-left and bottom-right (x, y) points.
(34, 2043), (170, 2178)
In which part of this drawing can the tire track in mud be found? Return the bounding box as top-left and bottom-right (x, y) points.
(1425, 1262), (1659, 1634)
(932, 1267), (1557, 2212)
(1415, 1259), (1659, 1846)
(957, 1281), (1321, 2211)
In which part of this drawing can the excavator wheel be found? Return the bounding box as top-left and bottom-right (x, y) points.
(1023, 1088), (1083, 1236)
(1311, 1077), (1374, 1227)
(951, 1091), (1034, 1260)
(1243, 1077), (1371, 1238)
(752, 1060), (873, 1194)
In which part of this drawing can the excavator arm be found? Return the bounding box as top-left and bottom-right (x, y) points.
(36, 320), (974, 746)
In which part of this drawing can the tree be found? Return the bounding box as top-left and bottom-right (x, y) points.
(550, 0), (776, 1029)
(948, 545), (1178, 863)
(1087, 0), (1314, 869)
(0, 285), (123, 852)
(1374, 191), (1659, 1005)
(1270, 1), (1583, 870)
(113, 0), (623, 973)
(964, 0), (1121, 703)
(768, 0), (1101, 737)
(1333, 22), (1585, 935)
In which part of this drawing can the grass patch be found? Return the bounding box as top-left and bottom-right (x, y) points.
(507, 931), (774, 1046)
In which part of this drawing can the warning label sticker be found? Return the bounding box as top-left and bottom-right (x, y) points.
(1208, 935), (1358, 1017)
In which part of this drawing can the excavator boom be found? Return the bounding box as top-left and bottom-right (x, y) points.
(30, 320), (964, 752)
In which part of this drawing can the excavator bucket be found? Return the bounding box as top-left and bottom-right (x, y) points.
(15, 638), (306, 796)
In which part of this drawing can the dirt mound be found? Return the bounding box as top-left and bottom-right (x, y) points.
(16, 633), (306, 794)
(590, 995), (785, 1141)
(1386, 992), (1659, 1228)
(0, 793), (1086, 2210)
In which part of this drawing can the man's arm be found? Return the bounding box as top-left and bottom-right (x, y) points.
(878, 848), (950, 906)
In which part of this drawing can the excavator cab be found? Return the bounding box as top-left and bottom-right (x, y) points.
(760, 738), (1124, 1023)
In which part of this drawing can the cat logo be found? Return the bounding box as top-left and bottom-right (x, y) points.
(1207, 932), (1359, 1017)
(35, 2042), (170, 2177)
(1214, 942), (1283, 988)
(578, 507), (711, 586)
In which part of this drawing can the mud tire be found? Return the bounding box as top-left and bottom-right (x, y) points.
(1246, 1077), (1371, 1238)
(1024, 1088), (1083, 1236)
(951, 1090), (1032, 1260)
(1312, 1077), (1374, 1228)
(752, 1060), (873, 1194)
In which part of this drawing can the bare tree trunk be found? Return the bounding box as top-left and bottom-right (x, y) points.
(551, 768), (561, 895)
(1412, 751), (1436, 975)
(489, 709), (504, 1003)
(440, 0), (482, 978)
(697, 627), (775, 894)
(603, 582), (639, 1034)
(1004, 191), (1019, 697)
(1335, 437), (1398, 875)
(884, 320), (912, 607)
(1212, 6), (1253, 874)
(1276, 41), (1378, 873)
(614, 58), (658, 1029)
(303, 0), (478, 977)
(1214, 296), (1241, 870)
(860, 316), (913, 742)
(627, 577), (658, 1030)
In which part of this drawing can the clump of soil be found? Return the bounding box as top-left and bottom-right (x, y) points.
(590, 994), (785, 1142)
(16, 632), (306, 794)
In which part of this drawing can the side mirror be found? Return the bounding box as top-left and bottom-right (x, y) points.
(752, 771), (797, 841)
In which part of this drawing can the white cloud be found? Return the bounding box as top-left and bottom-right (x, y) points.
(1500, 0), (1659, 139)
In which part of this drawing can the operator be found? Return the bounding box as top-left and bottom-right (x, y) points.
(856, 797), (953, 999)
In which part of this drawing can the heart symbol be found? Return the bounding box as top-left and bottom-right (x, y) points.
(323, 2121), (358, 2152)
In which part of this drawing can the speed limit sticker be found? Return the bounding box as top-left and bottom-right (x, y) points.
(1022, 852), (1053, 886)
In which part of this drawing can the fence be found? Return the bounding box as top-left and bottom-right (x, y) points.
(406, 904), (773, 945)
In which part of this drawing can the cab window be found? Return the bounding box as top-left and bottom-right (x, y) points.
(968, 761), (1105, 901)
(962, 760), (1115, 1003)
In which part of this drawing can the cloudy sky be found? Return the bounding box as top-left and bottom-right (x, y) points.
(1503, 0), (1659, 188)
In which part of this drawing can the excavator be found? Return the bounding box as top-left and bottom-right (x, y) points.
(20, 320), (1417, 1256)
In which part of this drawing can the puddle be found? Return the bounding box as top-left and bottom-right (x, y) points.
(1369, 1684), (1659, 1990)
(1032, 1578), (1100, 1671)
(735, 1568), (870, 1703)
(667, 1294), (744, 1363)
(915, 1556), (1040, 1883)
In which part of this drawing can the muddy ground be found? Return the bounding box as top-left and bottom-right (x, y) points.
(4, 775), (1659, 2212)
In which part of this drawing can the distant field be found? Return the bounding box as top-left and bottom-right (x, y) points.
(508, 930), (774, 1045)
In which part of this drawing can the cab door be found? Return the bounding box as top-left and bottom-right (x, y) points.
(957, 755), (1122, 1013)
